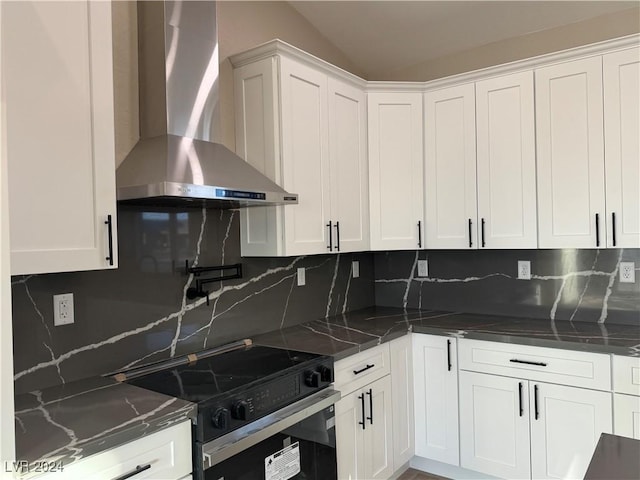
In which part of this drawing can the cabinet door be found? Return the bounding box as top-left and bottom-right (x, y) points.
(413, 334), (459, 466)
(390, 335), (414, 470)
(459, 371), (530, 479)
(536, 57), (605, 249)
(476, 71), (537, 249)
(613, 393), (640, 439)
(234, 56), (283, 256)
(328, 77), (369, 252)
(280, 56), (331, 255)
(604, 47), (640, 248)
(362, 375), (394, 480)
(335, 388), (366, 480)
(530, 382), (612, 480)
(424, 84), (477, 249)
(4, 1), (117, 274)
(368, 92), (424, 251)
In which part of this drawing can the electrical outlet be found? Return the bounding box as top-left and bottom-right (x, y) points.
(53, 293), (74, 326)
(417, 260), (428, 277)
(352, 261), (360, 278)
(619, 262), (636, 283)
(297, 267), (306, 286)
(518, 261), (531, 280)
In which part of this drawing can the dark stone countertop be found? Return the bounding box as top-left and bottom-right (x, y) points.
(584, 433), (640, 479)
(13, 376), (196, 477)
(254, 307), (640, 359)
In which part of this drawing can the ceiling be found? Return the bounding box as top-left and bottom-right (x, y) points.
(289, 1), (638, 78)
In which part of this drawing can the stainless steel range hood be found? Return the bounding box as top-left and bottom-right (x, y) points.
(116, 1), (297, 208)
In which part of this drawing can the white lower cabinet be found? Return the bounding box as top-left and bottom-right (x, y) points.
(34, 421), (192, 479)
(614, 393), (640, 439)
(390, 335), (414, 470)
(335, 375), (394, 480)
(413, 334), (459, 466)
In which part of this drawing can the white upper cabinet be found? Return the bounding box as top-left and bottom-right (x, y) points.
(328, 77), (369, 253)
(368, 91), (424, 251)
(233, 47), (368, 256)
(424, 84), (477, 249)
(536, 56), (606, 249)
(603, 47), (640, 248)
(280, 57), (332, 256)
(4, 1), (118, 274)
(476, 71), (537, 249)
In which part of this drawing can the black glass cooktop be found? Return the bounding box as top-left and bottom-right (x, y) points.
(125, 345), (323, 404)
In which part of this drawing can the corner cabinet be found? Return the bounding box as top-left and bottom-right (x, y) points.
(232, 44), (369, 256)
(367, 91), (424, 251)
(3, 0), (118, 275)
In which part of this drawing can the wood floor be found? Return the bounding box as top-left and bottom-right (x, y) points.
(396, 468), (449, 480)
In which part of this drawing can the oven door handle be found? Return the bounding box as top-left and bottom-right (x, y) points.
(201, 388), (341, 470)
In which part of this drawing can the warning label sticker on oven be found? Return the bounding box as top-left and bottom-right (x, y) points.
(265, 441), (300, 480)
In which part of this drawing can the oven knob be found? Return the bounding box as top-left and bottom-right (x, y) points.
(231, 400), (252, 421)
(211, 408), (230, 429)
(318, 365), (334, 383)
(304, 370), (321, 388)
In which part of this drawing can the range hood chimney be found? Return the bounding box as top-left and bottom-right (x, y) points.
(116, 1), (298, 208)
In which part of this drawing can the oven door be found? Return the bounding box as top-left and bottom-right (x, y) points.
(197, 388), (340, 480)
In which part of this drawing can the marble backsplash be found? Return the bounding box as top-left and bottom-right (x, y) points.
(375, 248), (640, 324)
(11, 206), (375, 394)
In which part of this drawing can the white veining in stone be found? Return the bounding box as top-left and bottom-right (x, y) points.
(301, 324), (360, 346)
(403, 251), (419, 308)
(280, 276), (297, 329)
(325, 254), (340, 318)
(569, 251), (600, 321)
(172, 207), (207, 357)
(221, 210), (237, 263)
(341, 264), (353, 315)
(33, 390), (78, 445)
(599, 249), (623, 324)
(43, 343), (65, 385)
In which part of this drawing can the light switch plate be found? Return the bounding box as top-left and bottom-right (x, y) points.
(297, 267), (306, 286)
(352, 261), (360, 278)
(518, 261), (531, 280)
(417, 260), (428, 277)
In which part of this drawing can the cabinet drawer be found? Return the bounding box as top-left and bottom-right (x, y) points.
(613, 355), (640, 395)
(334, 344), (390, 395)
(458, 339), (611, 391)
(35, 421), (192, 480)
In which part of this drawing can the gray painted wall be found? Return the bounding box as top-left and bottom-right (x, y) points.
(11, 207), (374, 394)
(375, 249), (640, 324)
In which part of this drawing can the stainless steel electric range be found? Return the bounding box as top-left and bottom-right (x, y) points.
(121, 341), (340, 480)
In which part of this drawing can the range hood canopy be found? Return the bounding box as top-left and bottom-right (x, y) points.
(116, 0), (297, 208)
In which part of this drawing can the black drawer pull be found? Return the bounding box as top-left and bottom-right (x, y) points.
(113, 464), (151, 480)
(595, 213), (600, 247)
(468, 218), (473, 248)
(353, 364), (375, 375)
(358, 393), (366, 430)
(105, 214), (114, 266)
(510, 359), (547, 367)
(534, 384), (540, 420)
(326, 221), (333, 251)
(417, 221), (422, 248)
(518, 382), (524, 417)
(481, 218), (486, 248)
(366, 388), (373, 425)
(612, 212), (617, 247)
(446, 340), (452, 371)
(334, 221), (340, 251)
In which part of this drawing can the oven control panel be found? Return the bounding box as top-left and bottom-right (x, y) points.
(196, 359), (334, 442)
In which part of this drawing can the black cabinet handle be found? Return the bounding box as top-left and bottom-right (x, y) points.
(612, 212), (617, 247)
(468, 218), (473, 248)
(534, 384), (540, 420)
(113, 464), (151, 480)
(417, 221), (422, 248)
(366, 388), (373, 425)
(595, 213), (600, 247)
(446, 340), (452, 371)
(481, 218), (486, 248)
(334, 221), (340, 251)
(510, 359), (547, 367)
(518, 382), (524, 417)
(353, 364), (374, 375)
(358, 393), (366, 430)
(326, 221), (333, 251)
(105, 214), (114, 266)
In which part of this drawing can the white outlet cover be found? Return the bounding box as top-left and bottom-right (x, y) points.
(619, 262), (636, 284)
(53, 293), (74, 326)
(518, 261), (531, 280)
(417, 260), (428, 277)
(297, 267), (306, 286)
(352, 261), (360, 278)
